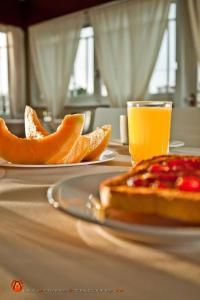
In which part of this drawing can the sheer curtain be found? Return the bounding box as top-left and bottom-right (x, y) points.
(29, 13), (84, 117)
(175, 0), (197, 107)
(0, 25), (25, 117)
(90, 0), (170, 107)
(7, 27), (26, 117)
(188, 0), (200, 62)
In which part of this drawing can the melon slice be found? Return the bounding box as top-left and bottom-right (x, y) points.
(24, 106), (112, 163)
(83, 125), (112, 161)
(0, 114), (84, 164)
(60, 136), (90, 164)
(25, 105), (49, 138)
(24, 106), (89, 163)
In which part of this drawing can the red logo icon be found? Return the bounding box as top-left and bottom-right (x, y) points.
(11, 280), (23, 292)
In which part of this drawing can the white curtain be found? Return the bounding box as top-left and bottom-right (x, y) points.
(29, 13), (84, 117)
(7, 27), (26, 117)
(0, 25), (25, 117)
(89, 0), (170, 107)
(188, 0), (200, 62)
(175, 0), (197, 107)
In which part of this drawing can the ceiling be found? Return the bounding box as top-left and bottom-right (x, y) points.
(0, 1), (23, 27)
(0, 0), (114, 29)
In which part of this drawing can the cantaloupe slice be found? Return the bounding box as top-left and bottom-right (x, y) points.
(0, 114), (84, 164)
(83, 125), (112, 161)
(24, 106), (89, 163)
(24, 106), (112, 163)
(25, 105), (49, 138)
(60, 136), (90, 164)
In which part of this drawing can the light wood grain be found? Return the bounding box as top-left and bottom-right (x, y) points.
(0, 145), (200, 300)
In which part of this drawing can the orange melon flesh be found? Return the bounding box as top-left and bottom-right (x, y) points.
(24, 106), (89, 164)
(0, 114), (84, 164)
(24, 106), (112, 163)
(25, 105), (49, 138)
(61, 136), (90, 164)
(83, 125), (112, 161)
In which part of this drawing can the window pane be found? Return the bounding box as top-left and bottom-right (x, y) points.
(68, 26), (94, 97)
(101, 81), (108, 97)
(0, 32), (9, 114)
(149, 31), (168, 94)
(169, 19), (176, 92)
(168, 2), (176, 19)
(197, 65), (200, 104)
(148, 3), (176, 95)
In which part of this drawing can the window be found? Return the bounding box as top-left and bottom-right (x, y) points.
(68, 27), (94, 97)
(69, 4), (177, 104)
(68, 26), (107, 104)
(149, 2), (176, 95)
(197, 64), (200, 105)
(0, 32), (9, 115)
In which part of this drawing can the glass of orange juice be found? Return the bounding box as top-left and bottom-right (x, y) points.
(127, 101), (172, 163)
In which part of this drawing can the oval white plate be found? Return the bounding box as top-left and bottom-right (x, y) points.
(110, 139), (185, 148)
(169, 140), (185, 148)
(0, 150), (117, 168)
(170, 147), (200, 156)
(47, 169), (200, 245)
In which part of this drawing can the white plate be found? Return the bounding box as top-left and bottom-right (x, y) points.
(169, 140), (185, 148)
(110, 139), (185, 148)
(170, 147), (200, 156)
(47, 169), (200, 245)
(0, 150), (117, 168)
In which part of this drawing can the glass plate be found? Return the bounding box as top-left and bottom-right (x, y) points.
(47, 168), (200, 245)
(0, 150), (117, 168)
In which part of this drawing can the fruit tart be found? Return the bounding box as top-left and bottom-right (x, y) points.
(100, 155), (200, 225)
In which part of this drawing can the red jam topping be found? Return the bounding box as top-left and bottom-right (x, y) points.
(127, 157), (200, 192)
(148, 164), (169, 173)
(176, 176), (200, 192)
(152, 181), (170, 189)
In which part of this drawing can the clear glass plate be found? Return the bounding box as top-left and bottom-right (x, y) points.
(47, 168), (200, 245)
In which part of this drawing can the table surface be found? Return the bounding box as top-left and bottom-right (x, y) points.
(0, 144), (200, 300)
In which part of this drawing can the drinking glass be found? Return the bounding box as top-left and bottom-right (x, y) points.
(127, 101), (172, 163)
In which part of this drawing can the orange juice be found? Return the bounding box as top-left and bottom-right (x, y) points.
(127, 105), (172, 163)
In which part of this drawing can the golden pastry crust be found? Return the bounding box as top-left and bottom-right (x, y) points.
(100, 155), (200, 225)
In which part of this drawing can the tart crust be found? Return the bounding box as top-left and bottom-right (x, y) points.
(99, 155), (200, 225)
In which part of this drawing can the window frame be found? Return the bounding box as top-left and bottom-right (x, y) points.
(69, 3), (178, 105)
(31, 0), (200, 110)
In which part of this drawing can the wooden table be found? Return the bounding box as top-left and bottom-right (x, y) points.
(0, 144), (200, 300)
